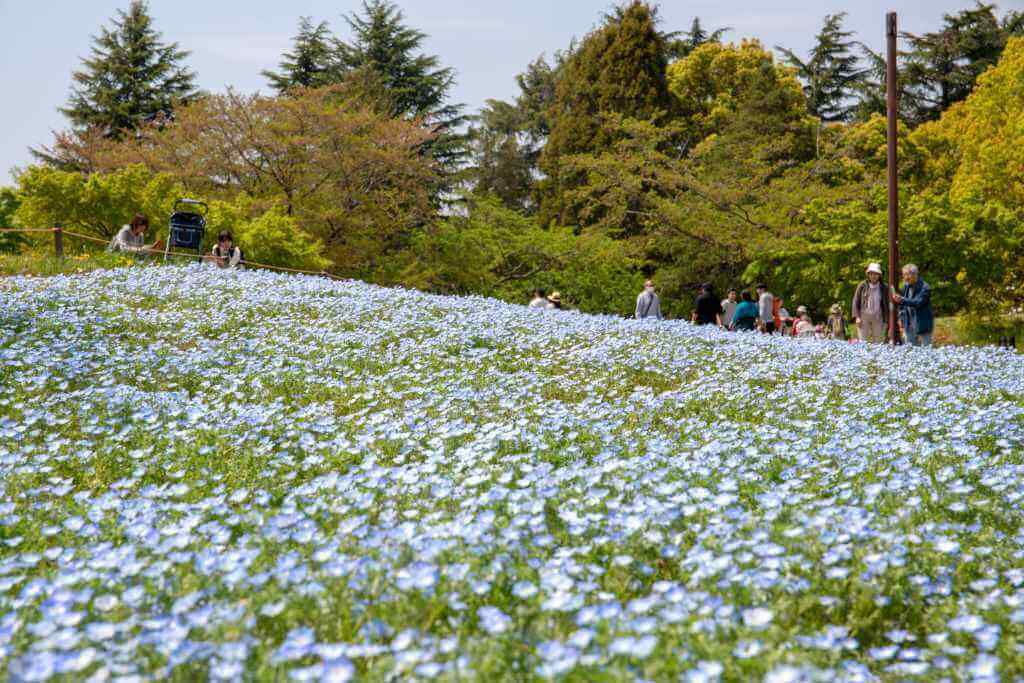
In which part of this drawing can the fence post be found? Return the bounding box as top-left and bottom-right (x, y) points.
(54, 223), (64, 260)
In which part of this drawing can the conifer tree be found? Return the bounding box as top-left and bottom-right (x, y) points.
(263, 17), (339, 93)
(61, 1), (197, 136)
(668, 17), (731, 59)
(336, 0), (466, 170)
(902, 3), (1018, 124)
(539, 1), (673, 226)
(777, 13), (865, 122)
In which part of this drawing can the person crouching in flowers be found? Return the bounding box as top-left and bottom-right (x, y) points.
(206, 230), (244, 269)
(529, 289), (548, 309)
(546, 292), (563, 310)
(109, 214), (160, 255)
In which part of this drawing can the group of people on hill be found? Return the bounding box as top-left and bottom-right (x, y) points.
(625, 262), (934, 347)
(109, 213), (244, 269)
(522, 262), (933, 347)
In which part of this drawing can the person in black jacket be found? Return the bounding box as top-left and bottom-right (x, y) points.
(692, 283), (723, 327)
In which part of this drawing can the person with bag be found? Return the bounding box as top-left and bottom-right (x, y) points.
(852, 263), (890, 343)
(207, 230), (244, 269)
(635, 280), (663, 320)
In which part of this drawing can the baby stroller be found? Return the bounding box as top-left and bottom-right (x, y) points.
(165, 199), (208, 261)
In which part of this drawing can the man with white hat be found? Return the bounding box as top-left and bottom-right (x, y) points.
(851, 262), (890, 343)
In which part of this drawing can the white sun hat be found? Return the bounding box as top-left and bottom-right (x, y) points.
(866, 263), (883, 275)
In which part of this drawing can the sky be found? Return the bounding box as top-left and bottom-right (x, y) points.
(2, 0), (1020, 181)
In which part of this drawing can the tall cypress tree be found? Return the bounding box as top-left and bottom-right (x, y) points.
(263, 17), (340, 93)
(336, 0), (467, 170)
(777, 13), (866, 122)
(539, 1), (672, 226)
(61, 1), (197, 136)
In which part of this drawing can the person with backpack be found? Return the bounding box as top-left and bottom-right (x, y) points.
(635, 280), (663, 320)
(852, 263), (890, 343)
(893, 264), (934, 347)
(826, 304), (848, 341)
(730, 290), (760, 331)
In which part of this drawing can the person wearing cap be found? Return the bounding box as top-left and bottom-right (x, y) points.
(692, 283), (723, 327)
(794, 306), (816, 338)
(826, 303), (848, 341)
(756, 284), (775, 334)
(546, 292), (563, 310)
(852, 263), (891, 343)
(893, 264), (934, 347)
(635, 280), (663, 320)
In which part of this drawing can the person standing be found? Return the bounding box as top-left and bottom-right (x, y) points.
(721, 289), (738, 329)
(756, 284), (775, 334)
(852, 263), (890, 343)
(635, 280), (663, 320)
(893, 264), (934, 347)
(529, 289), (548, 308)
(730, 290), (760, 331)
(826, 304), (848, 341)
(693, 283), (723, 327)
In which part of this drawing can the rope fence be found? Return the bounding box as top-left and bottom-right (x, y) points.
(0, 225), (344, 281)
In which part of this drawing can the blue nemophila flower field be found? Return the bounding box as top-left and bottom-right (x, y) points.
(1, 265), (1024, 681)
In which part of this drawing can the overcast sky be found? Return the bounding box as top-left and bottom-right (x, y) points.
(2, 0), (1019, 181)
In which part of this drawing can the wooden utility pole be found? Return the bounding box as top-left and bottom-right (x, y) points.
(886, 12), (901, 345)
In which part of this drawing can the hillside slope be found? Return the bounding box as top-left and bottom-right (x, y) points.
(2, 265), (1024, 680)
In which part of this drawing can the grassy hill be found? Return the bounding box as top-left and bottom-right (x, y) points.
(2, 265), (1024, 680)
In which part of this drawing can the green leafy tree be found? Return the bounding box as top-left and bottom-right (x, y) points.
(539, 1), (674, 228)
(263, 17), (340, 92)
(59, 1), (197, 137)
(778, 13), (867, 122)
(902, 3), (1019, 124)
(0, 188), (26, 254)
(336, 0), (467, 171)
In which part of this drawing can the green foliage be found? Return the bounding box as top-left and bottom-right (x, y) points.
(539, 1), (673, 227)
(0, 188), (26, 254)
(902, 3), (1022, 124)
(229, 206), (331, 272)
(777, 13), (866, 122)
(15, 164), (183, 241)
(405, 197), (640, 315)
(263, 17), (340, 92)
(667, 17), (731, 60)
(337, 0), (467, 171)
(57, 0), (197, 138)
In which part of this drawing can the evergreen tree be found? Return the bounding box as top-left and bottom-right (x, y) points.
(469, 52), (567, 211)
(539, 1), (673, 226)
(336, 0), (466, 170)
(777, 13), (866, 122)
(902, 3), (1018, 124)
(668, 17), (731, 60)
(263, 17), (339, 93)
(850, 44), (888, 123)
(60, 1), (197, 136)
